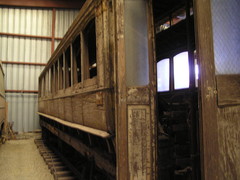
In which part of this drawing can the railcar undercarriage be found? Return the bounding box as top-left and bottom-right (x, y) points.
(40, 116), (116, 180)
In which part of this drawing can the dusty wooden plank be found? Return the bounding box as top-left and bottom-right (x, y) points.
(58, 98), (65, 120)
(72, 95), (83, 124)
(57, 177), (76, 180)
(216, 75), (240, 106)
(54, 171), (72, 177)
(96, 1), (104, 88)
(217, 107), (240, 179)
(49, 100), (55, 116)
(127, 87), (150, 105)
(64, 97), (72, 122)
(53, 99), (59, 117)
(83, 77), (97, 88)
(38, 112), (111, 138)
(41, 120), (116, 177)
(128, 105), (150, 179)
(194, 0), (220, 179)
(45, 158), (61, 163)
(82, 92), (107, 131)
(146, 1), (158, 178)
(51, 166), (68, 173)
(115, 0), (129, 179)
(38, 101), (44, 113)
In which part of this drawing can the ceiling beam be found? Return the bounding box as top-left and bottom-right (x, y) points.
(0, 0), (85, 9)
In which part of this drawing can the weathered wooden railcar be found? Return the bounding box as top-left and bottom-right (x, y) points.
(0, 61), (6, 139)
(39, 0), (240, 179)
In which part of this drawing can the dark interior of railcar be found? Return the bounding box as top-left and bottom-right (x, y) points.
(152, 0), (201, 179)
(83, 18), (97, 79)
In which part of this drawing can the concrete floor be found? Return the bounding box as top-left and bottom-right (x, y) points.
(0, 133), (54, 180)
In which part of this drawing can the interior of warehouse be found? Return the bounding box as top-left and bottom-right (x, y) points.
(0, 0), (239, 180)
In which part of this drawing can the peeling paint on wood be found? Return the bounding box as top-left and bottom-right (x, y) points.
(128, 105), (150, 180)
(127, 87), (150, 105)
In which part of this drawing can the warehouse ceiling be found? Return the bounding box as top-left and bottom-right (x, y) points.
(0, 0), (86, 9)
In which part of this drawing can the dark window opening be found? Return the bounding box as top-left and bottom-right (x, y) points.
(45, 72), (49, 95)
(83, 18), (97, 79)
(73, 35), (81, 83)
(42, 77), (45, 97)
(59, 55), (64, 90)
(54, 63), (58, 92)
(39, 78), (43, 97)
(50, 66), (54, 93)
(65, 47), (71, 88)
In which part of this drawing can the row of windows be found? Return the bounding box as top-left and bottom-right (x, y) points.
(39, 18), (97, 97)
(156, 6), (193, 33)
(157, 51), (199, 92)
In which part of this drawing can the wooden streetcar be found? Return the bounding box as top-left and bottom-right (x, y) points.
(38, 0), (240, 179)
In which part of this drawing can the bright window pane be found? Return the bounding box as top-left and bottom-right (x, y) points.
(174, 52), (189, 89)
(195, 59), (199, 87)
(157, 59), (170, 92)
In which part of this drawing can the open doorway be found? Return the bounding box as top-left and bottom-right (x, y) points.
(152, 0), (201, 179)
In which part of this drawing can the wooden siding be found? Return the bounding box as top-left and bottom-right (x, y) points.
(217, 106), (240, 179)
(216, 75), (240, 106)
(39, 90), (113, 132)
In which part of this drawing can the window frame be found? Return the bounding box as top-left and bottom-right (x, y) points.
(157, 50), (197, 93)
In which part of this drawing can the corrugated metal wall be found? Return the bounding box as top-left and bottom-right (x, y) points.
(0, 7), (79, 132)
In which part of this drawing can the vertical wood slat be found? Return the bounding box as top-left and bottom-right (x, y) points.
(146, 0), (157, 179)
(193, 0), (220, 179)
(96, 1), (104, 88)
(70, 44), (74, 86)
(115, 0), (129, 179)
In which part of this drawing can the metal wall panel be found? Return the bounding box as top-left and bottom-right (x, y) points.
(55, 9), (79, 38)
(0, 36), (51, 63)
(0, 8), (52, 36)
(0, 7), (79, 132)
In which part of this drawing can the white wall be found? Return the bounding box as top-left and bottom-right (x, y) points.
(0, 7), (79, 132)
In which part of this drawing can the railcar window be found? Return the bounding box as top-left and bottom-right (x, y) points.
(72, 35), (81, 83)
(173, 51), (190, 89)
(65, 47), (71, 88)
(51, 66), (54, 93)
(48, 69), (52, 94)
(59, 55), (64, 90)
(54, 62), (58, 92)
(157, 58), (170, 92)
(83, 18), (97, 79)
(45, 71), (49, 96)
(39, 78), (42, 97)
(41, 77), (44, 97)
(194, 50), (199, 87)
